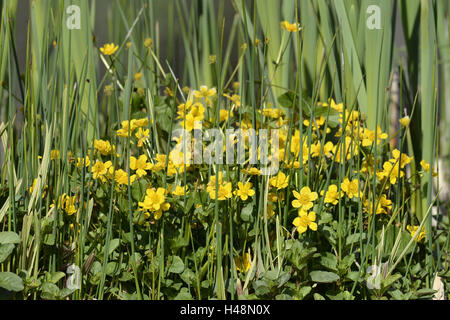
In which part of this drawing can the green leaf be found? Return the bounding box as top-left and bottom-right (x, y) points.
(0, 243), (15, 263)
(240, 202), (254, 222)
(0, 231), (20, 244)
(46, 271), (65, 284)
(310, 270), (340, 283)
(40, 282), (60, 300)
(319, 252), (338, 272)
(381, 273), (402, 290)
(297, 286), (312, 299)
(168, 256), (185, 274)
(277, 91), (297, 109)
(107, 238), (120, 256)
(0, 231), (20, 245)
(106, 262), (120, 277)
(313, 293), (326, 300)
(0, 272), (24, 292)
(174, 287), (193, 300)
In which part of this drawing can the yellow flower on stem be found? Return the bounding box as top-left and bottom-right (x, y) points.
(76, 156), (90, 168)
(172, 185), (190, 196)
(323, 184), (339, 205)
(181, 114), (202, 132)
(138, 187), (170, 220)
(341, 177), (359, 199)
(292, 187), (318, 211)
(399, 116), (410, 128)
(407, 225), (426, 242)
(135, 128), (149, 148)
(130, 155), (153, 177)
(293, 210), (317, 234)
(94, 139), (113, 156)
(280, 21), (300, 32)
(390, 149), (413, 169)
(235, 252), (251, 273)
(269, 172), (289, 190)
(209, 182), (233, 201)
(100, 43), (119, 55)
(92, 160), (112, 180)
(234, 182), (255, 201)
(193, 85), (216, 104)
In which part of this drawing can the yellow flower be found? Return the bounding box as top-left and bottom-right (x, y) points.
(193, 85), (216, 102)
(116, 119), (141, 137)
(399, 116), (410, 128)
(269, 172), (289, 190)
(94, 139), (113, 156)
(52, 194), (77, 216)
(109, 168), (134, 186)
(280, 21), (300, 32)
(361, 126), (388, 147)
(134, 72), (143, 81)
(310, 141), (322, 158)
(323, 184), (339, 205)
(76, 156), (90, 168)
(390, 149), (413, 169)
(223, 93), (241, 108)
(189, 103), (206, 121)
(323, 141), (334, 158)
(419, 160), (438, 177)
(144, 37), (153, 48)
(181, 113), (202, 132)
(333, 136), (359, 163)
(364, 194), (392, 215)
(293, 210), (317, 234)
(234, 182), (255, 201)
(378, 161), (404, 184)
(138, 187), (170, 220)
(407, 225), (426, 242)
(219, 109), (231, 122)
(135, 128), (149, 148)
(100, 43), (119, 55)
(172, 185), (190, 196)
(420, 159), (430, 172)
(243, 167), (261, 176)
(130, 155), (153, 177)
(292, 187), (318, 211)
(28, 178), (47, 198)
(51, 149), (60, 160)
(262, 108), (284, 119)
(210, 182), (233, 201)
(92, 160), (112, 180)
(341, 178), (359, 199)
(235, 252), (251, 273)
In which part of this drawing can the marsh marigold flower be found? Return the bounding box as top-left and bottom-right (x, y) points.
(172, 185), (190, 196)
(138, 187), (170, 220)
(92, 160), (112, 181)
(341, 177), (359, 199)
(292, 187), (318, 211)
(407, 225), (426, 242)
(130, 154), (153, 177)
(234, 182), (255, 201)
(77, 156), (90, 168)
(293, 210), (317, 234)
(399, 116), (410, 128)
(323, 184), (339, 205)
(235, 252), (251, 273)
(100, 43), (119, 55)
(94, 139), (113, 156)
(135, 128), (149, 148)
(270, 172), (289, 190)
(280, 21), (300, 32)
